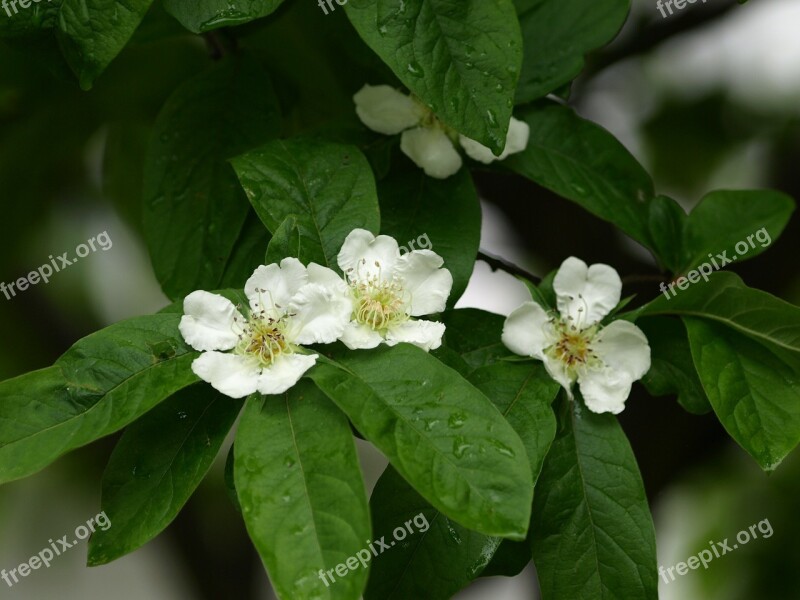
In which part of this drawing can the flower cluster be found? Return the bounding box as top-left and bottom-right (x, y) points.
(354, 84), (530, 179)
(179, 229), (453, 398)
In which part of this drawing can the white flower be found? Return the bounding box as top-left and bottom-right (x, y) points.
(336, 229), (453, 351)
(502, 257), (651, 415)
(353, 84), (529, 179)
(179, 258), (352, 399)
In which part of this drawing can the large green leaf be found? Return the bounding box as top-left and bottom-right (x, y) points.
(143, 57), (281, 300)
(680, 189), (794, 273)
(378, 165), (481, 307)
(531, 396), (657, 599)
(163, 0), (285, 33)
(637, 272), (800, 469)
(437, 309), (510, 373)
(639, 316), (711, 415)
(235, 381), (371, 600)
(309, 345), (533, 539)
(88, 385), (242, 565)
(0, 0), (155, 88)
(505, 101), (655, 249)
(0, 314), (198, 484)
(232, 138), (381, 268)
(344, 0), (522, 153)
(514, 0), (629, 103)
(365, 466), (501, 600)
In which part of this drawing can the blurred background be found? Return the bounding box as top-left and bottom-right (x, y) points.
(1, 0), (798, 598)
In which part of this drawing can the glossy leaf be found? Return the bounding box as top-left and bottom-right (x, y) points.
(88, 385), (242, 565)
(531, 396), (658, 599)
(163, 0), (285, 33)
(514, 0), (629, 103)
(309, 345), (533, 539)
(378, 165), (481, 307)
(235, 381), (371, 600)
(232, 138), (381, 268)
(344, 0), (522, 153)
(0, 314), (198, 484)
(505, 101), (655, 249)
(143, 57), (281, 300)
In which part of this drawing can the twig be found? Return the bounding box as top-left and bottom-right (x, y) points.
(477, 250), (541, 283)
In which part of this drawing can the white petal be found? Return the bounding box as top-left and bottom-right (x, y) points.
(337, 228), (400, 282)
(179, 291), (244, 352)
(354, 84), (424, 135)
(400, 126), (463, 179)
(306, 262), (349, 293)
(579, 368), (633, 415)
(287, 283), (353, 345)
(459, 117), (530, 163)
(593, 320), (651, 382)
(501, 301), (555, 359)
(385, 320), (446, 351)
(394, 250), (453, 316)
(256, 353), (318, 395)
(340, 322), (384, 350)
(543, 354), (575, 397)
(245, 258), (308, 313)
(554, 257), (622, 327)
(191, 351), (260, 399)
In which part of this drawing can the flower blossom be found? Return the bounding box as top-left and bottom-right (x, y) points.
(353, 84), (529, 179)
(502, 257), (651, 414)
(334, 229), (453, 351)
(179, 258), (351, 399)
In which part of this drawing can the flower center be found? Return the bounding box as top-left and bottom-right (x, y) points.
(236, 314), (293, 367)
(351, 276), (408, 331)
(545, 319), (601, 378)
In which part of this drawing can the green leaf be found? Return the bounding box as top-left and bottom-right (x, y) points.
(514, 0), (629, 103)
(309, 345), (533, 539)
(217, 210), (272, 289)
(0, 314), (198, 485)
(378, 165), (481, 306)
(0, 0), (155, 88)
(531, 396), (657, 599)
(344, 0), (523, 153)
(639, 317), (711, 415)
(680, 189), (794, 273)
(365, 466), (501, 600)
(264, 216), (303, 265)
(88, 385), (242, 565)
(505, 101), (655, 249)
(438, 309), (510, 373)
(143, 57), (281, 300)
(163, 0), (285, 33)
(232, 138), (381, 268)
(637, 272), (800, 470)
(235, 381), (371, 600)
(647, 195), (686, 273)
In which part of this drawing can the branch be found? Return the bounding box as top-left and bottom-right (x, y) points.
(477, 250), (541, 283)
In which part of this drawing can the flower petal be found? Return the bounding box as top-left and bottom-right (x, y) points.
(400, 126), (463, 179)
(337, 228), (400, 282)
(554, 257), (622, 327)
(593, 320), (651, 382)
(578, 368), (633, 415)
(179, 291), (244, 352)
(288, 283), (353, 345)
(353, 84), (424, 135)
(502, 301), (555, 359)
(191, 351), (260, 399)
(543, 354), (575, 397)
(459, 116), (530, 163)
(385, 320), (446, 351)
(394, 250), (453, 316)
(340, 322), (384, 350)
(256, 353), (318, 395)
(245, 258), (308, 314)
